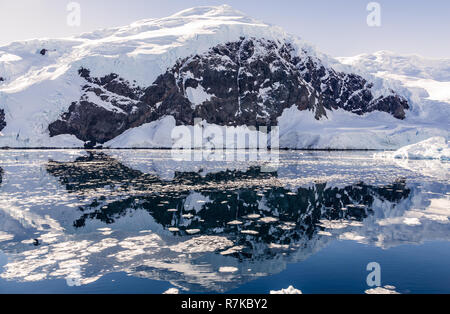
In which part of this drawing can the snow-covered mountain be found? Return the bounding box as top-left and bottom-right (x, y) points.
(0, 5), (448, 149)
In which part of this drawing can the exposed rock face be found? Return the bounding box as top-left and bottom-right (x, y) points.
(143, 38), (320, 126)
(49, 70), (151, 144)
(49, 38), (409, 144)
(0, 109), (6, 132)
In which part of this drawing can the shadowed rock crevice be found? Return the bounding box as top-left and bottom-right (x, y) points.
(0, 109), (6, 132)
(48, 38), (409, 144)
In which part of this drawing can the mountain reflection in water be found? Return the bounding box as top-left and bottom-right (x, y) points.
(47, 153), (411, 253)
(0, 150), (448, 293)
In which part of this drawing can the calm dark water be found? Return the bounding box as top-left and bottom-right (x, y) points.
(0, 150), (448, 294)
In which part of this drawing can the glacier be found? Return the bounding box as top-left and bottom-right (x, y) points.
(374, 136), (449, 161)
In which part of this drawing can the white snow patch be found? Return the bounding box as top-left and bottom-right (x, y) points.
(186, 85), (214, 108)
(241, 230), (259, 235)
(83, 91), (126, 114)
(318, 220), (349, 230)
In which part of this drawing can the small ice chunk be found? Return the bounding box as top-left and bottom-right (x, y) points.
(270, 286), (302, 294)
(365, 286), (400, 294)
(163, 288), (179, 294)
(220, 246), (245, 255)
(219, 267), (238, 273)
(241, 230), (259, 235)
(258, 217), (279, 223)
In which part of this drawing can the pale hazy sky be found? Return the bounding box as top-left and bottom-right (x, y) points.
(0, 0), (449, 58)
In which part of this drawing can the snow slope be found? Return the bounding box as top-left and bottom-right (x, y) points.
(0, 6), (448, 149)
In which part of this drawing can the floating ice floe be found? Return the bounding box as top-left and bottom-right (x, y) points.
(258, 217), (279, 223)
(241, 230), (259, 235)
(220, 246), (245, 256)
(365, 286), (400, 294)
(268, 243), (290, 250)
(270, 286), (302, 294)
(185, 229), (201, 235)
(219, 267), (239, 273)
(374, 137), (449, 161)
(163, 288), (179, 294)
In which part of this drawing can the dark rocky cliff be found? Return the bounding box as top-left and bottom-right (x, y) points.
(49, 38), (409, 145)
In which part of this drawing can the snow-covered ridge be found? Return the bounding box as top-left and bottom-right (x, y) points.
(0, 5), (290, 88)
(0, 5), (448, 149)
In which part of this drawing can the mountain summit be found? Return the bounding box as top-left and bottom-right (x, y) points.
(0, 6), (448, 148)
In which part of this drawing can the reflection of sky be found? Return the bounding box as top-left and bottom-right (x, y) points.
(0, 150), (448, 293)
(0, 0), (449, 58)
